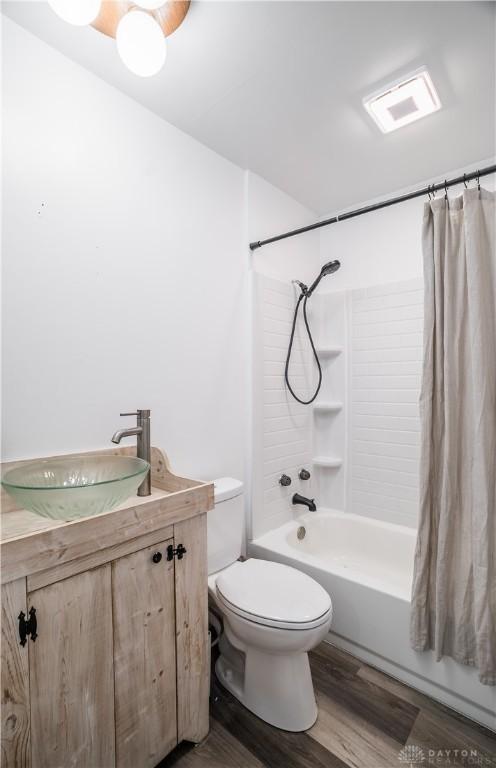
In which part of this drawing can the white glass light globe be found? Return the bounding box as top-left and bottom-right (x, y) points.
(47, 0), (101, 26)
(135, 0), (166, 9)
(116, 10), (167, 77)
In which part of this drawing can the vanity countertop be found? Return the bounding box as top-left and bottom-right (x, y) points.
(0, 446), (214, 584)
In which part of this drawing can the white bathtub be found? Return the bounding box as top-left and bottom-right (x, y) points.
(249, 510), (496, 731)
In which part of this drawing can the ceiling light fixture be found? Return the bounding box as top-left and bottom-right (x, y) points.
(47, 0), (102, 26)
(116, 9), (166, 78)
(47, 0), (190, 78)
(363, 68), (441, 133)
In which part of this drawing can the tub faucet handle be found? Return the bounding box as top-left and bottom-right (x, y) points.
(299, 468), (311, 480)
(279, 474), (292, 487)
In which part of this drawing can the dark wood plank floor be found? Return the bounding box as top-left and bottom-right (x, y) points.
(160, 642), (496, 768)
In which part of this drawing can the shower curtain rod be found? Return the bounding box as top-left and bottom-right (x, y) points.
(249, 164), (496, 251)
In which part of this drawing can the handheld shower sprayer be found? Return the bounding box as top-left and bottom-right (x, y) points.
(306, 260), (341, 297)
(285, 260), (341, 404)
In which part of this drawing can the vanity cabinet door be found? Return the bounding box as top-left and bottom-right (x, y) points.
(112, 539), (177, 768)
(174, 513), (209, 744)
(28, 565), (115, 768)
(1, 579), (30, 768)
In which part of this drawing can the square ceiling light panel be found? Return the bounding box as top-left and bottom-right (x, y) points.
(364, 69), (441, 133)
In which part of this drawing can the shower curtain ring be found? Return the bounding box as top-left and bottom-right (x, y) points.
(444, 180), (449, 203)
(476, 170), (481, 191)
(463, 173), (468, 189)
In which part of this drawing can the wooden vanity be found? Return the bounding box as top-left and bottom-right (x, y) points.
(1, 447), (214, 768)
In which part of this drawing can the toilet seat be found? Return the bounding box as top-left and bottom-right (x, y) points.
(215, 559), (332, 631)
(216, 592), (332, 630)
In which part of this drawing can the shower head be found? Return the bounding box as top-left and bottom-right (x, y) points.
(306, 260), (341, 297)
(321, 260), (341, 277)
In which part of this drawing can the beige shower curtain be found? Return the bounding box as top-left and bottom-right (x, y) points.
(410, 187), (496, 685)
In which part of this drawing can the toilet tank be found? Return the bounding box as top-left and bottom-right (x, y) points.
(207, 478), (244, 575)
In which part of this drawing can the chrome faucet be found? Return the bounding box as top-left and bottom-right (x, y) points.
(111, 410), (151, 496)
(292, 493), (317, 512)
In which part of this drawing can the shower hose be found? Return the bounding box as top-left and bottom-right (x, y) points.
(285, 291), (322, 405)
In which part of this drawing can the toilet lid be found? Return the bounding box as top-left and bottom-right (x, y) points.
(215, 559), (332, 629)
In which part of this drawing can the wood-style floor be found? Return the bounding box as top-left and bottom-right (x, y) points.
(160, 642), (496, 768)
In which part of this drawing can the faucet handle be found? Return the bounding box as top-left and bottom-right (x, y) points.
(120, 412), (138, 417)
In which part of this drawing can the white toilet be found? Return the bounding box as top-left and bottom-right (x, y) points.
(208, 478), (333, 732)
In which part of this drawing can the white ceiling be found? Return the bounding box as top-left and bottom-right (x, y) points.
(3, 1), (495, 214)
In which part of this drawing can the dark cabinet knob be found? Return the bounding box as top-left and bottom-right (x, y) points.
(152, 552), (162, 564)
(279, 474), (292, 487)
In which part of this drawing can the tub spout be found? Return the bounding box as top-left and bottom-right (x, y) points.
(292, 493), (317, 512)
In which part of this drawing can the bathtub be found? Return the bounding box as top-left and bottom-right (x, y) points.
(249, 510), (496, 731)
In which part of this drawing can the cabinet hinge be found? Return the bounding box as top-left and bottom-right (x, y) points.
(18, 606), (37, 646)
(166, 543), (187, 561)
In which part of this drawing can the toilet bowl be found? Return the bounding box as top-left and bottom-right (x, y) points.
(208, 478), (333, 730)
(209, 558), (332, 730)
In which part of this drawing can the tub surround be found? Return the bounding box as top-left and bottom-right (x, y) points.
(1, 446), (213, 767)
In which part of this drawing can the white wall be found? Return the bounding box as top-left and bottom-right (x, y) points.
(248, 172), (320, 284)
(319, 196), (426, 291)
(1, 18), (248, 481)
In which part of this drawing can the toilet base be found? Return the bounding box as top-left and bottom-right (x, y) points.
(215, 631), (318, 732)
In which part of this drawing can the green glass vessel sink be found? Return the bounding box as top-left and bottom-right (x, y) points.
(1, 455), (150, 521)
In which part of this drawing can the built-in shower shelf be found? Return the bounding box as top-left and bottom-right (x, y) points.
(312, 456), (343, 468)
(313, 401), (343, 414)
(315, 346), (342, 358)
